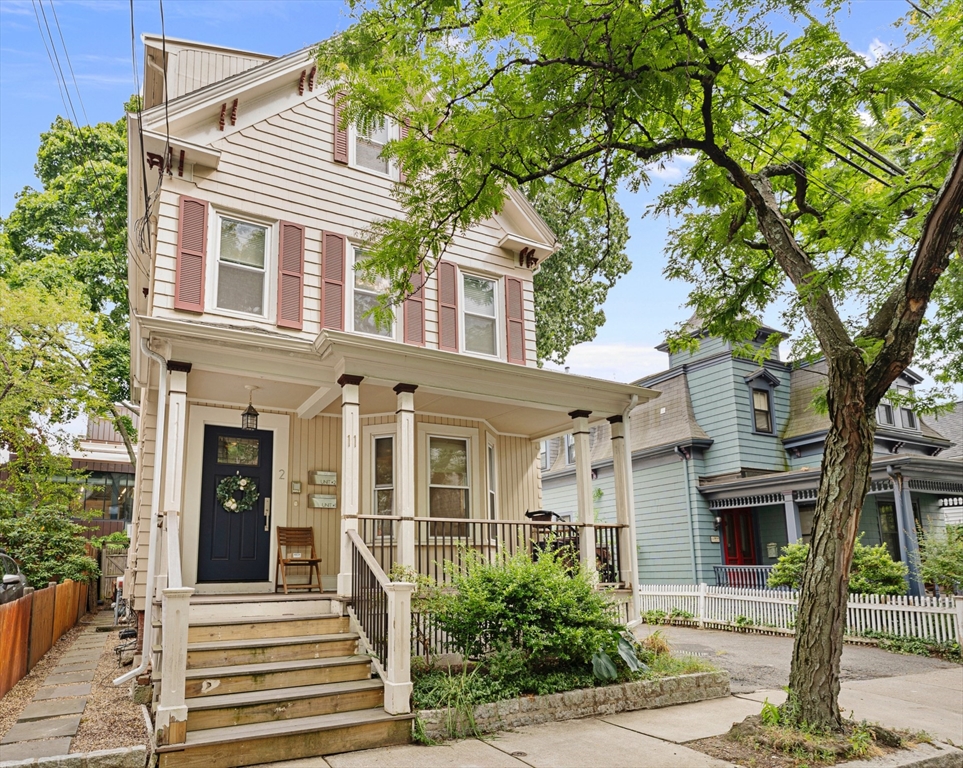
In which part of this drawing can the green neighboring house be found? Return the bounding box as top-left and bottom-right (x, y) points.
(540, 319), (963, 595)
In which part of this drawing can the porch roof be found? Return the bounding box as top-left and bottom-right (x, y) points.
(137, 316), (659, 440)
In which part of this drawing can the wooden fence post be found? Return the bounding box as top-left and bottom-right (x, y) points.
(697, 582), (707, 629)
(156, 587), (194, 746)
(383, 582), (415, 715)
(955, 596), (963, 648)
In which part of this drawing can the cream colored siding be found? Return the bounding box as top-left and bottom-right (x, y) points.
(130, 386), (158, 610)
(149, 93), (537, 365)
(170, 50), (270, 100)
(496, 435), (541, 520)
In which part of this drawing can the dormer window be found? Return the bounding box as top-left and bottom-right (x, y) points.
(752, 389), (773, 433)
(744, 368), (780, 436)
(877, 401), (894, 426)
(897, 386), (917, 430)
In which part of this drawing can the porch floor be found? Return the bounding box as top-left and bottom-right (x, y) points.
(189, 592), (333, 604)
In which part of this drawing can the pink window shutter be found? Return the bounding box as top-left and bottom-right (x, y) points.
(321, 231), (345, 331)
(398, 118), (410, 184)
(173, 196), (208, 313)
(333, 93), (349, 164)
(403, 266), (425, 346)
(277, 221), (305, 330)
(506, 277), (526, 365)
(438, 261), (459, 352)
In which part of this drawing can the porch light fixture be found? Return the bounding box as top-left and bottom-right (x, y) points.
(242, 385), (260, 431)
(713, 514), (723, 531)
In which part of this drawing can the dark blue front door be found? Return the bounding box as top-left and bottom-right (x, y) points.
(198, 425), (273, 582)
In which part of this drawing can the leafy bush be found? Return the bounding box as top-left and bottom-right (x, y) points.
(919, 525), (963, 594)
(768, 537), (908, 595)
(92, 530), (130, 551)
(0, 505), (100, 587)
(433, 547), (626, 673)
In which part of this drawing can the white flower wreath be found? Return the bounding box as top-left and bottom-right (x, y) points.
(216, 474), (260, 513)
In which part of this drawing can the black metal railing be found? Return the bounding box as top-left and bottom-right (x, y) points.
(349, 531), (388, 669)
(357, 515), (625, 587)
(713, 564), (775, 589)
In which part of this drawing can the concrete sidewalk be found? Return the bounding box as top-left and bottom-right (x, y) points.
(253, 667), (962, 768)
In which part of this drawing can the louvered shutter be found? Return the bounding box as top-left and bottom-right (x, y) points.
(398, 118), (410, 183)
(403, 266), (425, 346)
(321, 231), (345, 331)
(506, 277), (526, 364)
(174, 196), (208, 313)
(333, 93), (349, 164)
(437, 261), (459, 352)
(276, 221), (304, 330)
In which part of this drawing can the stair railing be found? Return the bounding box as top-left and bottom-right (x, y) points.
(155, 511), (193, 746)
(346, 529), (415, 715)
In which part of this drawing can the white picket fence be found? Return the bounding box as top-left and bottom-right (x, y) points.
(639, 584), (963, 645)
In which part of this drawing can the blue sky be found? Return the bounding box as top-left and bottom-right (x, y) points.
(0, 0), (912, 382)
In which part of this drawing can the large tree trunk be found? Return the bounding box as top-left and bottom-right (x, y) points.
(786, 352), (875, 730)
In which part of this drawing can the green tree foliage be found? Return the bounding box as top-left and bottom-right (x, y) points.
(768, 539), (908, 595)
(1, 104), (135, 461)
(919, 525), (963, 593)
(0, 505), (100, 587)
(0, 274), (107, 511)
(317, 0), (963, 728)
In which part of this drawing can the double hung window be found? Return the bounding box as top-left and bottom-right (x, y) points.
(565, 434), (575, 465)
(751, 389), (773, 434)
(428, 436), (469, 535)
(356, 121), (390, 174)
(373, 436), (394, 515)
(215, 216), (268, 316)
(352, 249), (394, 338)
(462, 275), (497, 356)
(897, 386), (917, 429)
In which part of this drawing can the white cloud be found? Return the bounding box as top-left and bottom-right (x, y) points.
(856, 38), (891, 67)
(643, 153), (698, 181)
(543, 342), (667, 384)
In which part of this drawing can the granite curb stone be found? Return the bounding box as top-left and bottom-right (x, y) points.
(0, 746), (148, 768)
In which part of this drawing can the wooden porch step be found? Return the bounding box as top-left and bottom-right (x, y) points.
(188, 594), (337, 622)
(187, 614), (348, 643)
(186, 632), (360, 669)
(185, 679), (384, 731)
(157, 708), (413, 768)
(184, 655), (372, 698)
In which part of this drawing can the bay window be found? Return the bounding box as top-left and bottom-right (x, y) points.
(429, 435), (470, 535)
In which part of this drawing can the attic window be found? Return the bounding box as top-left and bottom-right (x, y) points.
(897, 386), (917, 430)
(356, 121), (390, 174)
(877, 401), (894, 426)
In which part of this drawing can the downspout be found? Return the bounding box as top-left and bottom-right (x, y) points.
(675, 446), (700, 583)
(114, 338), (168, 685)
(885, 465), (923, 597)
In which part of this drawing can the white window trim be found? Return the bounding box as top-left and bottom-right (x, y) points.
(349, 121), (399, 181)
(207, 207), (276, 322)
(361, 423), (396, 517)
(487, 437), (498, 522)
(416, 422), (483, 524)
(459, 270), (502, 360)
(539, 440), (550, 471)
(348, 243), (398, 341)
(564, 433), (575, 465)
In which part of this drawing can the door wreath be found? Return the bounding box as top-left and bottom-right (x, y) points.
(216, 474), (260, 513)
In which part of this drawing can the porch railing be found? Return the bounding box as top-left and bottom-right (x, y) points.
(345, 529), (414, 714)
(357, 515), (626, 586)
(714, 564), (775, 589)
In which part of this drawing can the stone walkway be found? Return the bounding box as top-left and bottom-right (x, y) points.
(0, 613), (114, 762)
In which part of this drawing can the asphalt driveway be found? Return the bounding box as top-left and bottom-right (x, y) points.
(637, 624), (960, 693)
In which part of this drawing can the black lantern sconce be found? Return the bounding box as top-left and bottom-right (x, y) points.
(242, 385), (260, 431)
(713, 514), (723, 531)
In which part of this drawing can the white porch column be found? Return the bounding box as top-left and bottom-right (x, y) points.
(338, 375), (363, 597)
(571, 410), (596, 580)
(783, 491), (802, 544)
(155, 586), (193, 745)
(161, 362), (191, 584)
(383, 581), (415, 714)
(609, 415), (640, 623)
(394, 384), (417, 571)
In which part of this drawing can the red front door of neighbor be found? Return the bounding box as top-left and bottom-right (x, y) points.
(721, 509), (757, 565)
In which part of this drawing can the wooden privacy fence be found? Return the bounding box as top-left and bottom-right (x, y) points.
(100, 547), (127, 600)
(0, 579), (91, 698)
(639, 584), (963, 646)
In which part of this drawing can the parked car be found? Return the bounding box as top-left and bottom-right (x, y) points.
(0, 551), (27, 604)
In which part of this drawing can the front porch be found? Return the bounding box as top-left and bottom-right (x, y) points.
(132, 322), (657, 758)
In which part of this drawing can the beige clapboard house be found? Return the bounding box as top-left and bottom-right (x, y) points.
(125, 34), (657, 767)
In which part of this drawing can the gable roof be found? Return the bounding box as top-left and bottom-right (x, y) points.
(930, 401), (962, 459)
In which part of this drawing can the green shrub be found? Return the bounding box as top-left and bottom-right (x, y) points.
(768, 537), (908, 595)
(434, 547), (626, 672)
(919, 525), (963, 594)
(0, 505), (100, 587)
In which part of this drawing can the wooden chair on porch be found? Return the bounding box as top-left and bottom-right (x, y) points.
(275, 527), (323, 593)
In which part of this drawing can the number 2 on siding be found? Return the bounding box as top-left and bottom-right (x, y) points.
(278, 469), (285, 479)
